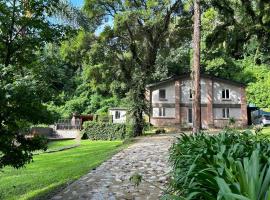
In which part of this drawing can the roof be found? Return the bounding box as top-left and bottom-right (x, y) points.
(146, 74), (245, 89)
(109, 107), (128, 111)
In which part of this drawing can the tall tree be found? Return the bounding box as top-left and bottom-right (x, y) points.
(0, 0), (85, 168)
(192, 0), (201, 133)
(84, 0), (185, 136)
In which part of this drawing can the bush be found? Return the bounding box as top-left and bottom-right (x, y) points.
(81, 121), (127, 140)
(155, 128), (166, 134)
(167, 129), (270, 199)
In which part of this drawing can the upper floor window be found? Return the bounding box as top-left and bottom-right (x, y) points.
(222, 108), (230, 118)
(222, 89), (230, 99)
(115, 111), (121, 119)
(159, 89), (166, 100)
(159, 107), (166, 117)
(189, 89), (193, 99)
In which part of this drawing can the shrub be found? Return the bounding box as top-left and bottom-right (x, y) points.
(155, 128), (166, 134)
(81, 121), (127, 140)
(168, 129), (270, 199)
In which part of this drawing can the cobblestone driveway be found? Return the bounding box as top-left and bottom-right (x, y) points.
(51, 135), (175, 200)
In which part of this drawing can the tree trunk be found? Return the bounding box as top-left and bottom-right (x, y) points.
(130, 80), (146, 137)
(133, 109), (144, 137)
(192, 0), (201, 133)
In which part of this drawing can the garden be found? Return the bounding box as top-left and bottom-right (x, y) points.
(0, 140), (123, 200)
(166, 127), (270, 200)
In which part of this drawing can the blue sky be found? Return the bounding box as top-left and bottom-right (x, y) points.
(69, 0), (113, 34)
(70, 0), (84, 8)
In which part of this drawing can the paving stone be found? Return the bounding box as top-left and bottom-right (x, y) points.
(51, 134), (176, 200)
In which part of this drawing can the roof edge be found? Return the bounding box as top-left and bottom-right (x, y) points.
(146, 74), (245, 88)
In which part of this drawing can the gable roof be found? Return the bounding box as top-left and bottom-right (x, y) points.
(146, 74), (245, 89)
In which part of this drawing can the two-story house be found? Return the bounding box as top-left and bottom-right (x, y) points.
(146, 74), (248, 128)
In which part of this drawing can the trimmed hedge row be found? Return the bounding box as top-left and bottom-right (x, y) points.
(81, 121), (127, 140)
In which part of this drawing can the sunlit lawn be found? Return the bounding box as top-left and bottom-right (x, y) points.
(0, 140), (123, 200)
(261, 126), (270, 137)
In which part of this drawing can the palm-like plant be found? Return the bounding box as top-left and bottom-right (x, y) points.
(216, 150), (270, 200)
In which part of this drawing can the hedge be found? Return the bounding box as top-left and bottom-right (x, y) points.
(81, 121), (128, 140)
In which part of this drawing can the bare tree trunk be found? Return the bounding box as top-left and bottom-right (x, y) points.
(192, 0), (201, 133)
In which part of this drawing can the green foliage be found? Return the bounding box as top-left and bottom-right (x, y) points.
(0, 0), (78, 168)
(82, 121), (127, 140)
(155, 129), (166, 135)
(216, 150), (270, 200)
(130, 172), (143, 187)
(168, 130), (270, 199)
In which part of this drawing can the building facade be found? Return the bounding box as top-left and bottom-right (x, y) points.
(146, 75), (248, 128)
(109, 108), (127, 124)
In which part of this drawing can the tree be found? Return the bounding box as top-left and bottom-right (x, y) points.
(84, 0), (186, 136)
(0, 0), (84, 168)
(192, 0), (201, 133)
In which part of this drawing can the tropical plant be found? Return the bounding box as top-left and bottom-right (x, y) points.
(168, 130), (270, 199)
(216, 150), (270, 200)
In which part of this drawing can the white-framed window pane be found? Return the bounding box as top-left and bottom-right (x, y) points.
(226, 89), (230, 99)
(159, 89), (166, 99)
(222, 89), (226, 99)
(115, 111), (120, 119)
(222, 89), (230, 99)
(159, 107), (166, 116)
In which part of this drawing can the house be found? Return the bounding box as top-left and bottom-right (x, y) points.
(146, 74), (248, 129)
(109, 108), (127, 124)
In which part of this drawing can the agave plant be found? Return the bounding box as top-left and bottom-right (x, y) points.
(168, 130), (270, 200)
(216, 150), (270, 200)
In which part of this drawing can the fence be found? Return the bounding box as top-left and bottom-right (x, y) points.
(55, 119), (82, 130)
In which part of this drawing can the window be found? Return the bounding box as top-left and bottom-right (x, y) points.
(115, 111), (121, 119)
(222, 108), (230, 118)
(189, 89), (193, 99)
(159, 89), (166, 100)
(159, 107), (166, 117)
(222, 89), (230, 99)
(188, 108), (193, 123)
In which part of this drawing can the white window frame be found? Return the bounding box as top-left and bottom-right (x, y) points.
(159, 89), (166, 100)
(158, 107), (166, 117)
(115, 111), (121, 119)
(222, 89), (230, 100)
(222, 108), (230, 119)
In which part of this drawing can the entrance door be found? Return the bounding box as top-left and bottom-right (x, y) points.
(188, 108), (193, 124)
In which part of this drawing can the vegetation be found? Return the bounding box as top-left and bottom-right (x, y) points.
(168, 129), (270, 199)
(1, 0), (270, 170)
(0, 140), (122, 200)
(81, 121), (129, 140)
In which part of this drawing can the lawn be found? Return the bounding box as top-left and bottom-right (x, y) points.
(0, 140), (123, 200)
(261, 126), (270, 136)
(46, 140), (79, 150)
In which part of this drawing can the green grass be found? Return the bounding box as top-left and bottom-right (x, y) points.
(47, 140), (78, 150)
(261, 126), (270, 136)
(0, 140), (123, 200)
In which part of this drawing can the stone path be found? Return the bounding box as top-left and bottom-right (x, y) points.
(51, 134), (175, 200)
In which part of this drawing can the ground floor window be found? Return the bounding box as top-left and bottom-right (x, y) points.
(222, 108), (230, 118)
(115, 111), (121, 119)
(159, 107), (166, 117)
(188, 108), (192, 123)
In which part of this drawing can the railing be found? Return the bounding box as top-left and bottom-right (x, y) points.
(55, 119), (82, 130)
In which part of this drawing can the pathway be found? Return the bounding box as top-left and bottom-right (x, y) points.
(51, 134), (175, 200)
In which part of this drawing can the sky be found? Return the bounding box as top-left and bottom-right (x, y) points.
(70, 0), (84, 8)
(69, 0), (113, 35)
